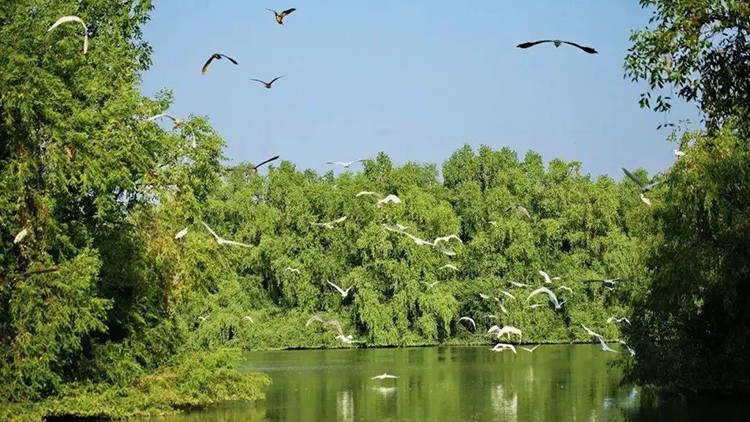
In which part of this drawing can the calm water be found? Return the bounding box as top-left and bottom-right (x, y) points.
(139, 345), (748, 422)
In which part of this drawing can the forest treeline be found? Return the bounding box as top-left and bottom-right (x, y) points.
(1, 0), (749, 420)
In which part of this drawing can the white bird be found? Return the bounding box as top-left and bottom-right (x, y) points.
(520, 344), (541, 353)
(306, 314), (343, 335)
(539, 270), (560, 284)
(639, 193), (652, 206)
(490, 343), (517, 353)
(529, 304), (545, 309)
(48, 15), (88, 54)
(581, 324), (604, 341)
(336, 334), (364, 344)
(285, 267), (301, 274)
(483, 314), (498, 319)
(499, 303), (509, 314)
(200, 221), (253, 248)
(376, 194), (402, 206)
(327, 160), (365, 168)
(356, 191), (379, 197)
(400, 231), (434, 246)
(197, 316), (208, 323)
(147, 113), (185, 128)
(527, 287), (565, 309)
(500, 290), (516, 300)
(13, 228), (28, 244)
(395, 223), (409, 231)
(618, 340), (636, 357)
(437, 247), (457, 256)
(458, 316), (477, 330)
(479, 293), (499, 301)
(607, 316), (631, 324)
(371, 373), (398, 380)
(433, 234), (463, 245)
(311, 216), (347, 229)
(439, 264), (458, 271)
(599, 338), (619, 353)
(507, 280), (529, 288)
(244, 316), (254, 323)
(174, 227), (188, 240)
(673, 149), (685, 158)
(327, 280), (353, 298)
(557, 286), (574, 294)
(422, 281), (441, 289)
(488, 325), (522, 340)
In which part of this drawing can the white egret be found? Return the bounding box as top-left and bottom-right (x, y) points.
(488, 325), (522, 340)
(285, 267), (301, 274)
(490, 343), (517, 353)
(618, 340), (636, 357)
(336, 334), (364, 344)
(539, 270), (561, 284)
(599, 338), (619, 353)
(433, 234), (463, 245)
(483, 314), (498, 319)
(48, 15), (88, 54)
(327, 160), (365, 168)
(356, 191), (379, 197)
(479, 293), (499, 302)
(422, 281), (440, 289)
(640, 193), (652, 206)
(527, 287), (565, 310)
(395, 223), (408, 231)
(439, 264), (458, 271)
(197, 316), (208, 323)
(175, 227), (188, 240)
(507, 280), (529, 288)
(499, 303), (509, 314)
(244, 316), (254, 323)
(520, 344), (541, 353)
(673, 149), (685, 158)
(147, 113), (185, 128)
(581, 324), (604, 340)
(311, 216), (347, 229)
(327, 280), (354, 298)
(200, 221), (253, 248)
(371, 373), (398, 380)
(376, 194), (402, 206)
(306, 314), (344, 335)
(557, 286), (574, 294)
(500, 290), (516, 300)
(607, 316), (631, 324)
(529, 304), (545, 309)
(458, 316), (477, 330)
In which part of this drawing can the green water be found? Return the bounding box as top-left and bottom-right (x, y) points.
(139, 345), (747, 422)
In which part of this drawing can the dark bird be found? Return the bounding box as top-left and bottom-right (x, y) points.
(250, 155), (280, 173)
(267, 8), (296, 25)
(621, 168), (662, 193)
(250, 76), (284, 89)
(201, 53), (238, 75)
(516, 39), (598, 54)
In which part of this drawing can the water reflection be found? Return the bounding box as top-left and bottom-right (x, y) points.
(133, 345), (749, 422)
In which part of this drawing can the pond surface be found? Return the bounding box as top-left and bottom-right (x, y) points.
(140, 345), (747, 422)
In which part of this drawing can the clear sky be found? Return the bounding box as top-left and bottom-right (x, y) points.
(138, 0), (699, 179)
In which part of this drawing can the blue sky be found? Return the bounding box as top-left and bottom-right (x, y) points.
(139, 0), (698, 179)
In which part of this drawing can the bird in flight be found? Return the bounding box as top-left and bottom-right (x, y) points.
(336, 334), (364, 344)
(490, 343), (517, 353)
(175, 227), (188, 240)
(673, 149), (685, 158)
(201, 53), (238, 75)
(311, 216), (347, 229)
(285, 267), (301, 274)
(250, 76), (284, 89)
(581, 324), (604, 341)
(539, 270), (560, 284)
(599, 338), (619, 353)
(49, 15), (88, 54)
(582, 277), (628, 286)
(327, 280), (354, 298)
(622, 168), (663, 193)
(267, 8), (296, 25)
(306, 314), (343, 335)
(557, 286), (574, 294)
(439, 264), (458, 271)
(607, 316), (631, 324)
(371, 373), (398, 380)
(247, 155), (280, 175)
(488, 325), (522, 340)
(13, 228), (29, 244)
(506, 280), (529, 288)
(200, 221), (253, 248)
(376, 194), (402, 206)
(520, 344), (541, 353)
(500, 290), (516, 300)
(458, 316), (477, 330)
(244, 316), (255, 323)
(422, 280), (441, 289)
(528, 286), (565, 310)
(147, 113), (186, 128)
(328, 160), (366, 169)
(517, 39), (598, 54)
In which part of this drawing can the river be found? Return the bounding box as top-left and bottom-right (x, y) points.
(137, 344), (747, 421)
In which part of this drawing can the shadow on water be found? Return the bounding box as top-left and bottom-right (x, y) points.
(130, 345), (750, 422)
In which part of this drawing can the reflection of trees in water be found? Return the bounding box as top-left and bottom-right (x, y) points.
(490, 384), (518, 420)
(337, 389), (354, 422)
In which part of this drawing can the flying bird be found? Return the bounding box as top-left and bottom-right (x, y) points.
(48, 15), (88, 54)
(582, 277), (628, 285)
(376, 194), (402, 206)
(175, 227), (188, 240)
(356, 191), (379, 197)
(557, 286), (574, 294)
(371, 373), (398, 380)
(197, 316), (208, 323)
(506, 280), (529, 288)
(244, 316), (255, 323)
(336, 334), (364, 344)
(248, 155), (280, 174)
(439, 264), (458, 271)
(500, 290), (516, 300)
(250, 76), (284, 89)
(520, 344), (541, 353)
(639, 193), (652, 206)
(479, 293), (499, 302)
(673, 149), (685, 158)
(529, 304), (545, 309)
(618, 340), (636, 357)
(327, 160), (365, 168)
(622, 168), (663, 193)
(490, 343), (517, 353)
(200, 221), (253, 248)
(607, 317), (631, 324)
(599, 338), (619, 353)
(517, 39), (598, 54)
(539, 270), (560, 284)
(327, 280), (353, 298)
(433, 234), (463, 245)
(267, 8), (296, 25)
(284, 267), (301, 274)
(581, 324), (604, 341)
(201, 53), (238, 75)
(527, 286), (565, 310)
(306, 314), (344, 335)
(311, 216), (347, 229)
(458, 316), (477, 330)
(488, 325), (522, 340)
(422, 280), (441, 289)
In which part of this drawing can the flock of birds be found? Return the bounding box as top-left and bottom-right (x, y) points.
(23, 9), (673, 365)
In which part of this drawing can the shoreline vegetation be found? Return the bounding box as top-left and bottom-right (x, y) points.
(2, 0), (749, 421)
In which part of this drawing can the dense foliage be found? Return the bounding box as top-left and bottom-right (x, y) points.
(623, 0), (750, 398)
